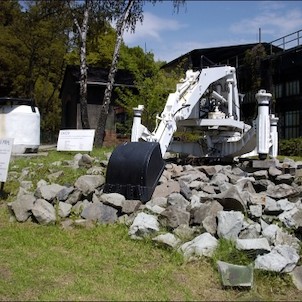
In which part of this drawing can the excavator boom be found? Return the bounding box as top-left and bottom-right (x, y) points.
(104, 65), (278, 202)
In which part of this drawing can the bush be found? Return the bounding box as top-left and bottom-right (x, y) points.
(279, 137), (302, 157)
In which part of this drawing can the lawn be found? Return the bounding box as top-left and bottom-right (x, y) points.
(0, 148), (301, 301)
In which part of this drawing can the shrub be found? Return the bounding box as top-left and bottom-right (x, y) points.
(279, 137), (302, 157)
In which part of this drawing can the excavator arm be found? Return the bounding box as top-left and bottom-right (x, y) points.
(131, 66), (240, 156)
(104, 65), (278, 202)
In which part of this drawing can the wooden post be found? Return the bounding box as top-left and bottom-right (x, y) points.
(0, 182), (4, 197)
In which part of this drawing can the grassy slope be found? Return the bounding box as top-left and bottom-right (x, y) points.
(0, 149), (302, 301)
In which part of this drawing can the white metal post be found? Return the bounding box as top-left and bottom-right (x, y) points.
(131, 105), (144, 142)
(269, 114), (279, 158)
(256, 89), (271, 158)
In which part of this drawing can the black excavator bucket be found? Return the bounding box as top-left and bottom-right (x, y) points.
(103, 142), (165, 203)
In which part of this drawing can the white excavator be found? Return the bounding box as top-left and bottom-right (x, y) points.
(104, 64), (279, 202)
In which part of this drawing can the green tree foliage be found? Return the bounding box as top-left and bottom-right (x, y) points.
(0, 0), (186, 142)
(0, 0), (23, 96)
(94, 0), (186, 146)
(87, 23), (117, 67)
(116, 53), (182, 133)
(244, 43), (267, 92)
(0, 0), (72, 136)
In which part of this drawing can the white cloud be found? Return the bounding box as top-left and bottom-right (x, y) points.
(230, 7), (302, 39)
(123, 12), (187, 44)
(121, 1), (302, 63)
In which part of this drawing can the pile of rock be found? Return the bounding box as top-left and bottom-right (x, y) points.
(7, 153), (302, 288)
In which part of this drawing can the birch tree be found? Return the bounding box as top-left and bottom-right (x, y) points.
(68, 0), (93, 129)
(94, 0), (185, 146)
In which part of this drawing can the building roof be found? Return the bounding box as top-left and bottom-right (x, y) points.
(162, 42), (282, 70)
(60, 65), (135, 97)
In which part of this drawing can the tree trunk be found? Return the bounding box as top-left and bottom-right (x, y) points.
(79, 36), (90, 129)
(71, 0), (91, 129)
(94, 0), (135, 146)
(79, 2), (90, 129)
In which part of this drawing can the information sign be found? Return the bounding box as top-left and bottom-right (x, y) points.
(0, 138), (13, 182)
(57, 129), (95, 151)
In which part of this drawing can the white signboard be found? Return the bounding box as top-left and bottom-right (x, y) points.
(0, 138), (13, 182)
(57, 129), (95, 151)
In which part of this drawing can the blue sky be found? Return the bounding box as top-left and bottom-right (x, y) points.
(123, 1), (302, 62)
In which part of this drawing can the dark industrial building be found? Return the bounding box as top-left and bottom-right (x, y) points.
(60, 30), (302, 142)
(161, 30), (302, 140)
(60, 65), (135, 144)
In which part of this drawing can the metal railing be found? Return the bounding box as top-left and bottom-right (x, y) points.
(269, 29), (302, 54)
(217, 29), (302, 67)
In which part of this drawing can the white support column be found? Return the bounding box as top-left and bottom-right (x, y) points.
(256, 90), (271, 158)
(131, 105), (144, 142)
(269, 114), (279, 158)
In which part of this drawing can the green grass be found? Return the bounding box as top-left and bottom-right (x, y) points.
(0, 220), (183, 301)
(212, 238), (254, 266)
(0, 209), (219, 301)
(1, 148), (302, 301)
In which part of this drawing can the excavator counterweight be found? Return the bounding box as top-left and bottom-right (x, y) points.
(103, 142), (165, 203)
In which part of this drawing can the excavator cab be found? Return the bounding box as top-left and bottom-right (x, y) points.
(103, 141), (165, 203)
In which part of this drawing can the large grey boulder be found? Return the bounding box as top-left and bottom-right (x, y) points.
(74, 175), (105, 196)
(72, 200), (90, 215)
(191, 200), (223, 226)
(152, 233), (181, 248)
(291, 209), (302, 232)
(266, 183), (300, 200)
(275, 173), (295, 185)
(35, 184), (66, 201)
(56, 186), (74, 201)
(215, 186), (247, 212)
(210, 172), (229, 187)
(160, 206), (190, 229)
(152, 180), (180, 198)
(178, 170), (209, 183)
(253, 170), (268, 180)
(217, 210), (244, 240)
(32, 199), (56, 225)
(100, 193), (125, 209)
(239, 221), (261, 239)
(81, 201), (118, 224)
(78, 154), (94, 168)
(128, 212), (159, 238)
(65, 189), (82, 205)
(278, 207), (301, 229)
(19, 180), (33, 191)
(290, 266), (302, 290)
(262, 224), (280, 244)
(10, 194), (36, 222)
(58, 202), (72, 218)
(179, 232), (218, 260)
(199, 165), (223, 177)
(121, 199), (142, 215)
(235, 238), (271, 254)
(167, 193), (189, 210)
(255, 245), (300, 273)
